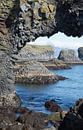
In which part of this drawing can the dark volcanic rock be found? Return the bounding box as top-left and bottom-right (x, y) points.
(0, 0), (83, 129)
(55, 0), (83, 37)
(58, 113), (83, 130)
(78, 47), (83, 60)
(0, 0), (83, 112)
(74, 99), (83, 118)
(58, 99), (83, 130)
(45, 100), (62, 112)
(16, 107), (30, 114)
(0, 0), (20, 107)
(17, 111), (48, 130)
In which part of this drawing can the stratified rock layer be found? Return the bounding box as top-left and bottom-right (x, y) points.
(14, 60), (59, 84)
(12, 45), (55, 61)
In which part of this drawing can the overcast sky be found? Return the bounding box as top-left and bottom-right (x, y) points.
(28, 32), (83, 49)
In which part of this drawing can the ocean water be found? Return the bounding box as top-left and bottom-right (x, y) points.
(16, 65), (83, 114)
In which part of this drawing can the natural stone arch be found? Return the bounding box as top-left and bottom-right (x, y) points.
(0, 0), (83, 106)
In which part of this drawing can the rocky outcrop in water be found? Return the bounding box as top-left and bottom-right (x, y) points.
(58, 49), (80, 63)
(78, 47), (83, 60)
(14, 60), (66, 84)
(45, 100), (62, 112)
(41, 59), (71, 70)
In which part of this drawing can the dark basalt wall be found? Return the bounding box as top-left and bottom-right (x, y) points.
(4, 0), (83, 50)
(0, 0), (83, 106)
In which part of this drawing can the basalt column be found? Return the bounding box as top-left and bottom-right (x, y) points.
(0, 0), (20, 107)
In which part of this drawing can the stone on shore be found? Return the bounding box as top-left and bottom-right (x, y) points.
(17, 111), (48, 130)
(74, 98), (83, 118)
(58, 99), (83, 130)
(45, 100), (62, 112)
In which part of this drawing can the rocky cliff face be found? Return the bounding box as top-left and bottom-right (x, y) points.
(58, 49), (80, 62)
(11, 0), (83, 50)
(0, 0), (83, 106)
(0, 0), (20, 107)
(12, 45), (54, 61)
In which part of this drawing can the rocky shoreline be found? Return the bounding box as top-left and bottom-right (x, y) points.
(40, 59), (71, 70)
(0, 99), (83, 130)
(14, 60), (66, 84)
(0, 0), (83, 129)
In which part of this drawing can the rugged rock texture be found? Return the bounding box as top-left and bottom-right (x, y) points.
(11, 44), (67, 84)
(12, 44), (70, 70)
(0, 0), (83, 108)
(41, 59), (71, 70)
(0, 0), (20, 107)
(14, 60), (66, 84)
(12, 0), (83, 51)
(0, 0), (83, 129)
(56, 0), (83, 37)
(12, 45), (55, 61)
(58, 99), (83, 130)
(78, 47), (83, 60)
(58, 49), (80, 63)
(3, 0), (83, 51)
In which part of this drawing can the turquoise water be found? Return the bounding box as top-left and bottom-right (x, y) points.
(16, 65), (83, 114)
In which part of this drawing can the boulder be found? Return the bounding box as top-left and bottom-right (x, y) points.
(16, 107), (30, 114)
(58, 49), (80, 63)
(78, 47), (83, 60)
(74, 99), (83, 118)
(58, 113), (83, 130)
(45, 100), (62, 112)
(17, 111), (48, 130)
(58, 99), (83, 130)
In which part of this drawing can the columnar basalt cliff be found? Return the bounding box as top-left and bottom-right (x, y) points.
(0, 0), (20, 107)
(0, 0), (83, 106)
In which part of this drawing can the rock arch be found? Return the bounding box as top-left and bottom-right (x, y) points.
(0, 0), (83, 106)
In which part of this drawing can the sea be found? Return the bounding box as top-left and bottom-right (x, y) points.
(16, 65), (83, 114)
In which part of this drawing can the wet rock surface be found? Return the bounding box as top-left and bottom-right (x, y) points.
(58, 99), (83, 130)
(45, 100), (62, 112)
(0, 99), (83, 130)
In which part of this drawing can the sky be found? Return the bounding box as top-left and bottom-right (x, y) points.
(28, 32), (83, 49)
